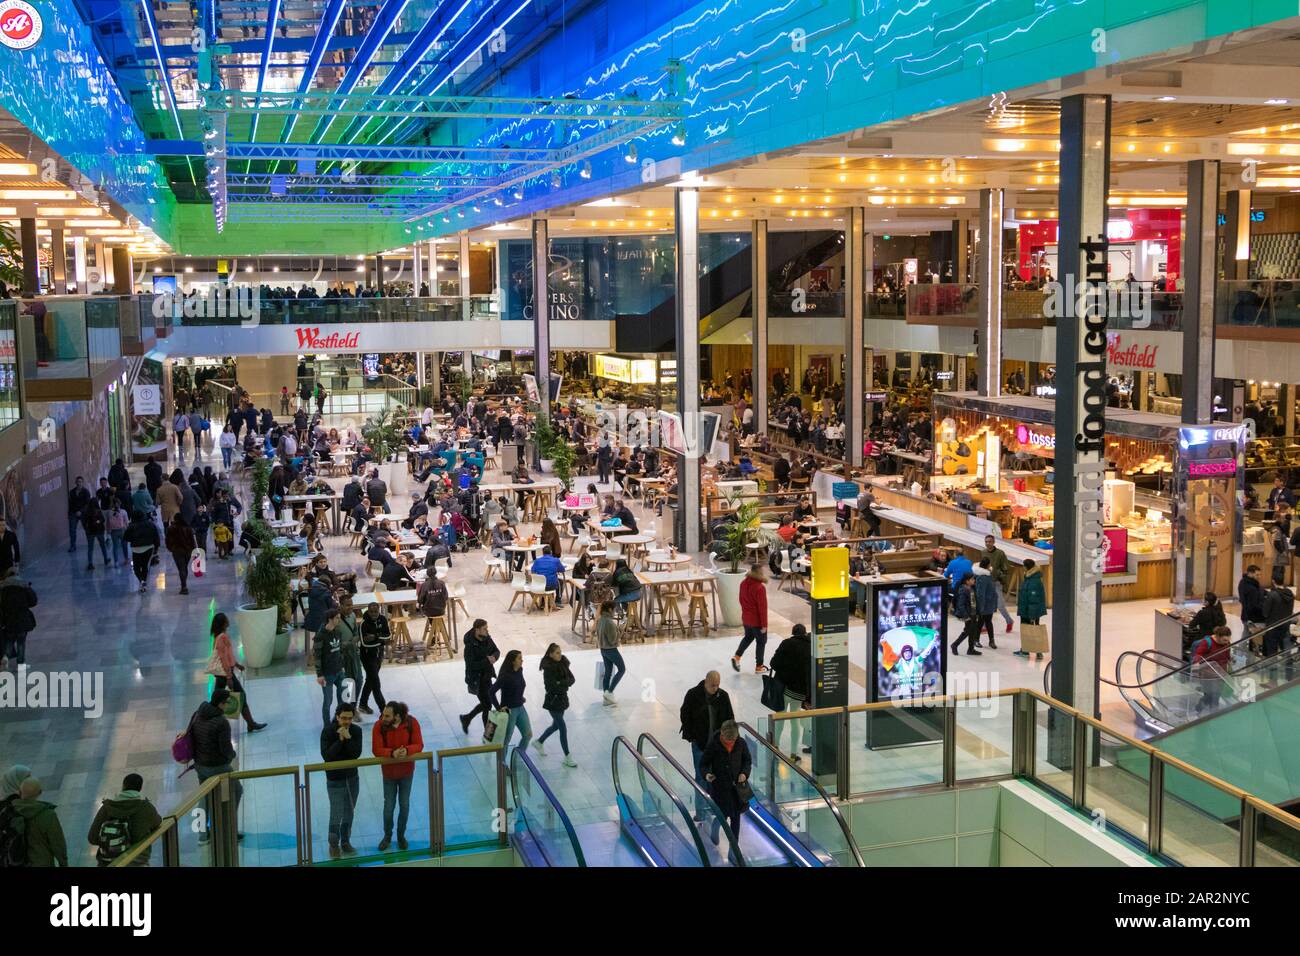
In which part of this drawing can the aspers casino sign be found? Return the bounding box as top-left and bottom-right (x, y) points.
(0, 1), (41, 49)
(295, 327), (360, 350)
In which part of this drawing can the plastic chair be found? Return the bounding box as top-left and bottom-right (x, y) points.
(483, 556), (509, 583)
(507, 571), (529, 611)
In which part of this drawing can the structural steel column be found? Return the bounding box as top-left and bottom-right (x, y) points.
(1050, 93), (1111, 719)
(459, 231), (472, 321)
(976, 188), (1004, 397)
(843, 207), (865, 466)
(953, 218), (969, 283)
(751, 219), (768, 435)
(1223, 188), (1251, 282)
(1182, 160), (1220, 426)
(674, 187), (701, 553)
(73, 237), (87, 291)
(112, 248), (132, 294)
(374, 255), (385, 291)
(412, 241), (422, 292)
(531, 217), (551, 425)
(19, 218), (38, 296)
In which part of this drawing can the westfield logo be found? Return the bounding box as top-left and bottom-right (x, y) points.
(294, 327), (360, 350)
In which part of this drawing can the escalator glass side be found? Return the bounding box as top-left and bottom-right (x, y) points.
(738, 723), (865, 867)
(634, 733), (745, 867)
(611, 737), (713, 866)
(508, 749), (586, 867)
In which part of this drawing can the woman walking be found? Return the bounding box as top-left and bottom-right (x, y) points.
(208, 613), (267, 732)
(165, 514), (197, 595)
(596, 601), (627, 706)
(106, 500), (129, 568)
(491, 649), (532, 753)
(123, 510), (160, 594)
(534, 644), (577, 767)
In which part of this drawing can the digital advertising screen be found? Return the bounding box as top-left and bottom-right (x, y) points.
(871, 579), (947, 703)
(362, 353), (380, 379)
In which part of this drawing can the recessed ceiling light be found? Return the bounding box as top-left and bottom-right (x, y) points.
(1156, 96), (1176, 102)
(1267, 99), (1289, 105)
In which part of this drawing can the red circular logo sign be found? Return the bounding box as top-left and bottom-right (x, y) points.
(0, 2), (41, 49)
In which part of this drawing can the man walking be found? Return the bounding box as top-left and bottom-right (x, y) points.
(67, 476), (90, 553)
(982, 534), (1015, 634)
(679, 671), (734, 819)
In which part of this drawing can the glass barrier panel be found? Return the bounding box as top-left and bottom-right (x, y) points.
(85, 297), (121, 374)
(849, 705), (943, 796)
(1253, 808), (1300, 867)
(0, 301), (19, 430)
(612, 740), (705, 867)
(954, 696), (1014, 782)
(510, 752), (584, 867)
(440, 748), (504, 851)
(634, 745), (733, 867)
(1158, 763), (1241, 866)
(231, 771), (301, 867)
(1082, 728), (1150, 847)
(1031, 699), (1075, 801)
(305, 759), (435, 863)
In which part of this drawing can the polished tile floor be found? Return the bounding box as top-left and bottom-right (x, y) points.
(0, 430), (1182, 865)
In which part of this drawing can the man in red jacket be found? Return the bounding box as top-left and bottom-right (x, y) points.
(372, 701), (424, 851)
(731, 563), (770, 674)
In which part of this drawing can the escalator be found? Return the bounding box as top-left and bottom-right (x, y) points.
(1114, 610), (1300, 737)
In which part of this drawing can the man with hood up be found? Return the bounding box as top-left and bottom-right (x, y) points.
(87, 772), (162, 866)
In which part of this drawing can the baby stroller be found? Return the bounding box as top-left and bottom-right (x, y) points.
(449, 511), (478, 551)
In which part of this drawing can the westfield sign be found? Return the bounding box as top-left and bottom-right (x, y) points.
(295, 327), (360, 350)
(1105, 333), (1157, 369)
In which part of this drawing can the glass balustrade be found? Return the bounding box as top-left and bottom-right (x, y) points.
(611, 736), (710, 866)
(509, 749), (586, 867)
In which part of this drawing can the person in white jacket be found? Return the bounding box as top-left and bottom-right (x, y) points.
(218, 425), (237, 470)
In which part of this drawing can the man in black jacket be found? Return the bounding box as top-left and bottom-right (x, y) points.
(458, 619), (499, 736)
(0, 567), (36, 666)
(143, 455), (164, 501)
(67, 476), (90, 553)
(679, 671), (734, 818)
(123, 511), (161, 593)
(0, 515), (20, 576)
(365, 469), (389, 513)
(1262, 583), (1296, 658)
(1238, 565), (1268, 646)
(380, 553), (416, 591)
(190, 688), (242, 845)
(340, 476), (364, 516)
(770, 625), (812, 762)
(320, 702), (362, 857)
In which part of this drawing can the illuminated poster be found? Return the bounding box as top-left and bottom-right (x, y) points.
(872, 580), (946, 703)
(1102, 527), (1128, 574)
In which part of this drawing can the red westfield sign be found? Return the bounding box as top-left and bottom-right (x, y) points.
(1105, 333), (1158, 369)
(294, 327), (360, 350)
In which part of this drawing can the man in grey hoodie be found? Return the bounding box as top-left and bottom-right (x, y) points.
(87, 772), (163, 866)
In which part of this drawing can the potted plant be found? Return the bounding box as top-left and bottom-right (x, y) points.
(362, 407), (400, 463)
(550, 437), (576, 493)
(534, 419), (558, 473)
(712, 498), (780, 626)
(237, 535), (293, 668)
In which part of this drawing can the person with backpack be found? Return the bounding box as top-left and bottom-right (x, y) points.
(534, 643), (578, 767)
(949, 573), (981, 656)
(80, 498), (109, 571)
(86, 773), (162, 866)
(971, 558), (998, 650)
(371, 701), (423, 851)
(0, 568), (36, 667)
(769, 623), (812, 762)
(188, 688), (243, 845)
(9, 778), (67, 866)
(1191, 625), (1234, 714)
(0, 764), (30, 866)
(124, 510), (161, 594)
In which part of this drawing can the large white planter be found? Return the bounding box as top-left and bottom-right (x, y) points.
(539, 458), (555, 473)
(716, 570), (747, 627)
(235, 604), (278, 670)
(272, 627), (291, 661)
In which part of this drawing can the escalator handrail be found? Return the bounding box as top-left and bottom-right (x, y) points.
(507, 748), (587, 867)
(610, 736), (715, 867)
(736, 721), (866, 868)
(634, 732), (745, 866)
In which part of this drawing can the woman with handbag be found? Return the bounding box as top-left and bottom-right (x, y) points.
(534, 643), (577, 768)
(490, 649), (532, 754)
(699, 719), (752, 843)
(206, 613), (267, 732)
(1014, 558), (1048, 661)
(165, 514), (197, 595)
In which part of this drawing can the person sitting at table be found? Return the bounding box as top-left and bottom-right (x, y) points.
(500, 495), (521, 528)
(416, 568), (449, 620)
(366, 528), (398, 567)
(299, 512), (324, 554)
(612, 498), (638, 534)
(793, 496), (815, 524)
(540, 517), (563, 558)
(737, 455), (758, 477)
(341, 475), (364, 515)
(491, 520), (521, 569)
(311, 553), (357, 596)
(350, 496), (373, 541)
(624, 454), (643, 491)
(610, 558), (642, 610)
(482, 494), (503, 530)
(572, 548), (597, 581)
(380, 552), (417, 591)
(600, 494), (618, 519)
(402, 491), (429, 530)
(411, 513), (435, 544)
(568, 505), (591, 536)
(365, 468), (390, 514)
(530, 546), (567, 608)
(776, 515), (798, 544)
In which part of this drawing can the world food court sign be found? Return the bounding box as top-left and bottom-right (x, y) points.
(1072, 236), (1110, 603)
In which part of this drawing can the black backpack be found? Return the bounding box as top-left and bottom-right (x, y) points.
(0, 798), (27, 867)
(95, 814), (132, 863)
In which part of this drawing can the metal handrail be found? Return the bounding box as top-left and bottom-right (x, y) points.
(736, 721), (865, 867)
(434, 743), (507, 854)
(634, 732), (745, 866)
(508, 748), (587, 867)
(610, 735), (714, 866)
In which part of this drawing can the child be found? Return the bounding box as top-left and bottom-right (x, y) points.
(213, 521), (234, 559)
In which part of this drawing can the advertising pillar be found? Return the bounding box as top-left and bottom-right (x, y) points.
(1050, 92), (1111, 721)
(844, 207), (865, 466)
(868, 575), (948, 748)
(751, 219), (768, 436)
(1182, 160), (1219, 427)
(531, 217), (551, 426)
(810, 547), (850, 778)
(674, 187), (701, 553)
(976, 188), (1004, 398)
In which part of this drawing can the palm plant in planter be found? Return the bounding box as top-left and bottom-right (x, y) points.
(534, 418), (559, 472)
(713, 497), (782, 625)
(550, 437), (576, 493)
(362, 407), (401, 463)
(236, 456), (292, 667)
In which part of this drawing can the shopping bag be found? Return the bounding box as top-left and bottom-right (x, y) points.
(190, 547), (207, 578)
(1019, 622), (1050, 654)
(594, 659), (606, 691)
(484, 708), (510, 743)
(202, 649), (225, 677)
(760, 671), (787, 711)
(221, 690), (243, 718)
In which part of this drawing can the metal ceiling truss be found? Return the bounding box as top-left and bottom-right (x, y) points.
(227, 173), (487, 189)
(227, 193), (439, 206)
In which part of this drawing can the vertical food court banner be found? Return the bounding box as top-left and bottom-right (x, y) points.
(130, 357), (168, 461)
(869, 577), (948, 748)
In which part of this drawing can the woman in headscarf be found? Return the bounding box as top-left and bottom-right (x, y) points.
(1, 764), (31, 804)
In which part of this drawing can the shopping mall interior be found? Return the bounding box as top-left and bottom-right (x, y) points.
(1, 0), (1300, 883)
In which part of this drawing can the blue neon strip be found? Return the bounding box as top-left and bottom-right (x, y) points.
(137, 0), (183, 137)
(745, 801), (823, 867)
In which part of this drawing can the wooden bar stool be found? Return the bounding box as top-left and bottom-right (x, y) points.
(658, 585), (686, 637)
(389, 614), (422, 662)
(421, 615), (454, 660)
(686, 583), (711, 637)
(618, 597), (646, 643)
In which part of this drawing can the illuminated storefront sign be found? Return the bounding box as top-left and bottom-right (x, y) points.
(1014, 422), (1056, 453)
(1179, 423), (1247, 449)
(1186, 458), (1237, 478)
(594, 354), (659, 384)
(294, 327), (360, 350)
(1105, 333), (1157, 369)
